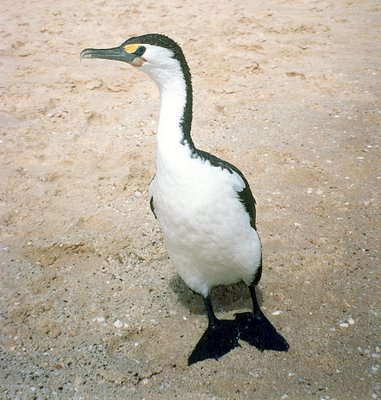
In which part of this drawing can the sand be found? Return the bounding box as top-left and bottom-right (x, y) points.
(1, 0), (380, 398)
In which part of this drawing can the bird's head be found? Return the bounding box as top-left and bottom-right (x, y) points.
(81, 33), (190, 85)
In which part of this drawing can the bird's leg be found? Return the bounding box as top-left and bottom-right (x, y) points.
(203, 294), (218, 328)
(235, 283), (289, 352)
(188, 294), (240, 365)
(249, 283), (263, 318)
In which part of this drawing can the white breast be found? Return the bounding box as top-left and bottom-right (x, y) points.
(150, 145), (261, 296)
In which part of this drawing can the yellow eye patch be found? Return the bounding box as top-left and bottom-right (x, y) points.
(124, 43), (140, 54)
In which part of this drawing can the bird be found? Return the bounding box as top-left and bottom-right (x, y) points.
(81, 33), (289, 365)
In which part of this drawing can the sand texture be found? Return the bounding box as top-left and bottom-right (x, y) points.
(1, 0), (380, 398)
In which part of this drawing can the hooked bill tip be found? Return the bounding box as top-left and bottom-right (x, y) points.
(80, 49), (94, 60)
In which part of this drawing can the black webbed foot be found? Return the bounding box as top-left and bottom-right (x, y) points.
(238, 283), (289, 352)
(188, 286), (288, 365)
(235, 311), (289, 352)
(188, 318), (240, 365)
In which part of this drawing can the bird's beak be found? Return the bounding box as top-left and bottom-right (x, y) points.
(80, 45), (137, 64)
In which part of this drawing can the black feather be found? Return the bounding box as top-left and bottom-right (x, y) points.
(195, 149), (257, 230)
(150, 196), (157, 219)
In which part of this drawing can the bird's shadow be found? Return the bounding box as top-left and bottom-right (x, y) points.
(168, 275), (263, 316)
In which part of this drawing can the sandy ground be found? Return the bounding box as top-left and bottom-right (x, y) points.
(1, 0), (380, 398)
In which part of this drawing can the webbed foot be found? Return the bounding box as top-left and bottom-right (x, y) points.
(188, 318), (240, 365)
(235, 311), (289, 352)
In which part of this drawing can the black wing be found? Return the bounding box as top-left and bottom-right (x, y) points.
(149, 174), (157, 219)
(149, 196), (157, 219)
(195, 150), (257, 230)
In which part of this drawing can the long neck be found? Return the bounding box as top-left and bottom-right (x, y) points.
(159, 80), (193, 146)
(149, 61), (194, 152)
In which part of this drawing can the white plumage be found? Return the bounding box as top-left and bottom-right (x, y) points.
(151, 135), (262, 296)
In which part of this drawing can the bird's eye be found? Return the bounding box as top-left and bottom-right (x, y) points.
(135, 46), (146, 56)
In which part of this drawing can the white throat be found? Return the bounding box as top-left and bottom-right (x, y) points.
(141, 57), (193, 168)
(150, 67), (188, 143)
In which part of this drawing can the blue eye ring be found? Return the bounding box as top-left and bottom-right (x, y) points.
(135, 46), (146, 56)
